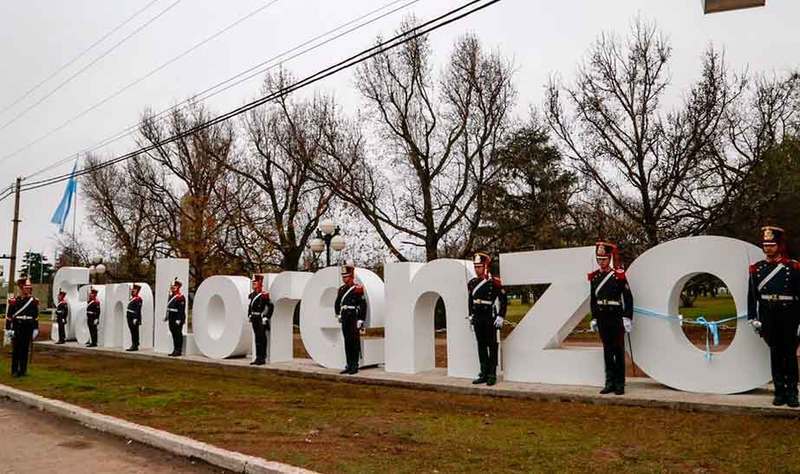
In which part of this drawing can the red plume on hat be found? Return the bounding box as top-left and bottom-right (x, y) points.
(595, 240), (620, 270)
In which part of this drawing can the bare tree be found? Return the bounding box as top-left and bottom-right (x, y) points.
(545, 18), (745, 248)
(81, 154), (160, 280)
(687, 72), (800, 234)
(131, 102), (239, 288)
(311, 21), (516, 262)
(222, 71), (334, 271)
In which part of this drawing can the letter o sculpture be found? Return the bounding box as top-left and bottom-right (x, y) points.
(192, 276), (252, 359)
(627, 236), (770, 394)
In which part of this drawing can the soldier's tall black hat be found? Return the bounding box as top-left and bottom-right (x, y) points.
(761, 226), (785, 245)
(340, 260), (355, 277)
(595, 241), (620, 268)
(473, 252), (491, 266)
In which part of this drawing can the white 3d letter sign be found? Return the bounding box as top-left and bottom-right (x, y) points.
(627, 236), (769, 394)
(57, 236), (773, 395)
(192, 276), (251, 359)
(499, 247), (602, 386)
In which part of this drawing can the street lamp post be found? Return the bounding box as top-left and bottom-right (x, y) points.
(309, 219), (346, 267)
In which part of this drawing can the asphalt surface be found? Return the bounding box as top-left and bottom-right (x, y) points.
(0, 399), (228, 473)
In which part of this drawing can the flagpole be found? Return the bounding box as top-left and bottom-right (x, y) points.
(72, 179), (77, 241)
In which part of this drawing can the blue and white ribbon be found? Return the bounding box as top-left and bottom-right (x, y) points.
(634, 306), (746, 361)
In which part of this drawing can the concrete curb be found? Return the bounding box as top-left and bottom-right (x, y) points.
(0, 384), (315, 474)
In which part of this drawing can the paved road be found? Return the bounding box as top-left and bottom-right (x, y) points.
(0, 399), (227, 473)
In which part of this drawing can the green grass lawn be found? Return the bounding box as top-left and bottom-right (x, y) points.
(679, 295), (737, 321)
(1, 348), (798, 473)
(505, 295), (738, 325)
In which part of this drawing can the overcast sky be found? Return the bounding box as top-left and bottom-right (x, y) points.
(0, 0), (796, 278)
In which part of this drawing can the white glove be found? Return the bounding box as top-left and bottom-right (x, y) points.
(336, 314), (342, 323)
(749, 320), (762, 332)
(357, 320), (364, 329)
(32, 329), (39, 340)
(6, 330), (14, 339)
(262, 318), (268, 326)
(590, 319), (598, 333)
(677, 314), (684, 327)
(623, 317), (632, 333)
(132, 319), (138, 325)
(494, 316), (504, 329)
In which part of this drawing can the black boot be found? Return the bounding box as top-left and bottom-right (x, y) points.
(787, 384), (799, 408)
(599, 370), (614, 394)
(773, 383), (787, 406)
(339, 367), (350, 374)
(472, 374), (487, 385)
(486, 375), (497, 386)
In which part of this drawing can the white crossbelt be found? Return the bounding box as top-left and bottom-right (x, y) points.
(473, 299), (494, 305)
(594, 271), (615, 297)
(758, 264), (785, 292)
(11, 298), (34, 318)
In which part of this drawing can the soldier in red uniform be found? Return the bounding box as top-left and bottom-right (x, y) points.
(248, 275), (274, 366)
(468, 252), (508, 386)
(334, 262), (366, 375)
(54, 288), (68, 344)
(5, 278), (39, 376)
(126, 284), (143, 351)
(85, 287), (100, 347)
(165, 279), (186, 357)
(588, 242), (633, 395)
(747, 226), (800, 408)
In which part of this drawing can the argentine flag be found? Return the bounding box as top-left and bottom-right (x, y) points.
(50, 161), (78, 233)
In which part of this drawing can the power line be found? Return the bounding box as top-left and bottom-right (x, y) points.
(0, 0), (281, 161)
(20, 0), (498, 192)
(0, 0), (162, 117)
(9, 0), (500, 199)
(24, 0), (418, 180)
(0, 0), (183, 133)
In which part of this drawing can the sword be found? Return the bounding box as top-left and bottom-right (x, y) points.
(29, 329), (35, 365)
(627, 332), (636, 377)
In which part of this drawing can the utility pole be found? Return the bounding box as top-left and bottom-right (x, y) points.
(8, 177), (21, 295)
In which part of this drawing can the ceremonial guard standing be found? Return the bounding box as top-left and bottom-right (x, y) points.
(588, 241), (633, 395)
(5, 278), (39, 377)
(747, 226), (800, 408)
(54, 288), (68, 344)
(126, 284), (143, 352)
(248, 275), (274, 366)
(165, 279), (186, 357)
(468, 252), (508, 386)
(85, 287), (100, 347)
(334, 262), (366, 375)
